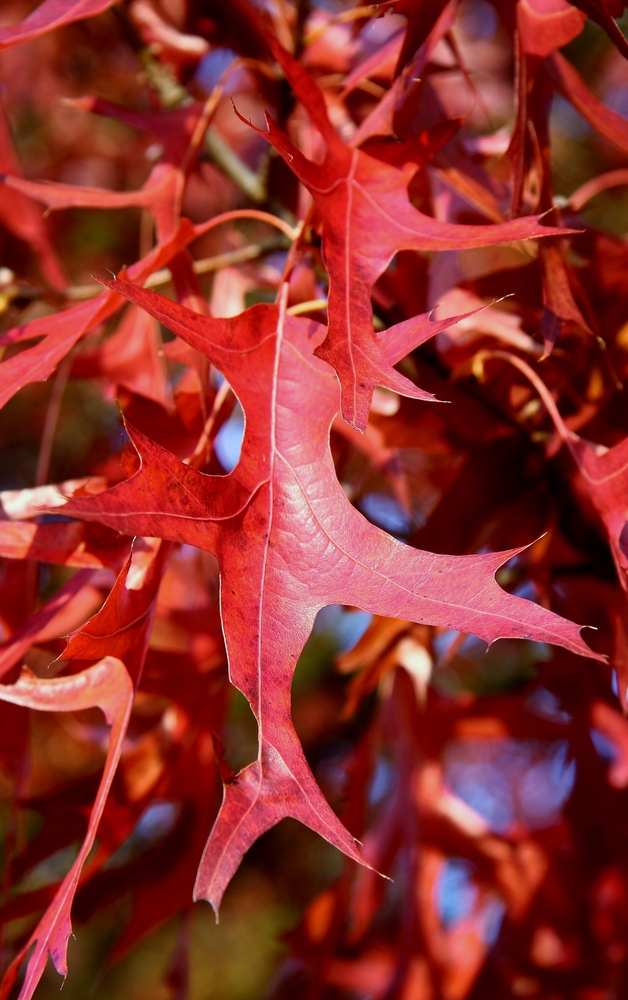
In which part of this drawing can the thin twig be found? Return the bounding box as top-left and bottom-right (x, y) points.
(141, 50), (268, 203)
(203, 129), (268, 205)
(60, 242), (284, 301)
(287, 298), (328, 316)
(35, 349), (75, 486)
(186, 379), (234, 468)
(304, 4), (381, 45)
(195, 208), (300, 243)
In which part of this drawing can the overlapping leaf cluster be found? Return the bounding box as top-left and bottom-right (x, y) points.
(0, 1), (628, 998)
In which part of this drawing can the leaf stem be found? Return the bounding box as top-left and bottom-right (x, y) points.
(35, 349), (74, 487)
(194, 209), (300, 243)
(286, 299), (328, 316)
(476, 350), (577, 457)
(59, 242), (284, 301)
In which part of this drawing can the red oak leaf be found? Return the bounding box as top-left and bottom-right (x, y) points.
(482, 351), (628, 706)
(489, 352), (628, 595)
(568, 0), (628, 58)
(0, 657), (133, 1000)
(0, 0), (119, 51)
(128, 0), (208, 67)
(0, 544), (169, 1000)
(0, 93), (216, 242)
(0, 533), (173, 998)
(67, 96), (209, 168)
(246, 36), (574, 429)
(507, 44), (593, 351)
(1, 165), (181, 239)
(62, 536), (171, 685)
(0, 89), (217, 369)
(63, 97), (222, 315)
(71, 303), (174, 411)
(91, 553), (228, 956)
(548, 51), (628, 154)
(0, 478), (108, 519)
(376, 0), (452, 75)
(55, 279), (599, 912)
(0, 217), (201, 409)
(350, 2), (455, 146)
(539, 241), (592, 354)
(341, 26), (404, 99)
(0, 568), (96, 682)
(517, 0), (586, 57)
(0, 518), (129, 569)
(568, 168), (628, 211)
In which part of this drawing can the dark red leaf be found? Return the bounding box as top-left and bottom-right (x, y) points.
(0, 0), (119, 51)
(249, 36), (576, 429)
(0, 657), (133, 1000)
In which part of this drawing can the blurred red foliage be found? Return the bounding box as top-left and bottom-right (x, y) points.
(1, 3), (628, 999)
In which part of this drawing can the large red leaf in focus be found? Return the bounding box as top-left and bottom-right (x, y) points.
(0, 0), (119, 51)
(0, 657), (133, 1000)
(245, 37), (574, 430)
(56, 279), (600, 912)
